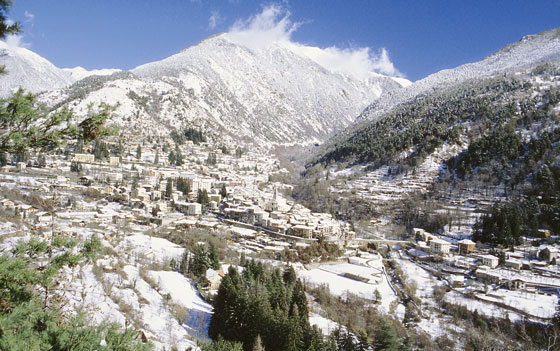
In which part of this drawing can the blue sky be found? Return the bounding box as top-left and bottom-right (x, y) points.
(7, 0), (560, 81)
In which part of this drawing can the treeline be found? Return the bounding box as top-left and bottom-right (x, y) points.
(207, 260), (419, 351)
(448, 127), (560, 245)
(171, 127), (207, 145)
(316, 76), (528, 168)
(208, 261), (324, 351)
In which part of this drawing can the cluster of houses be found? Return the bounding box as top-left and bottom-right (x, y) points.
(410, 228), (560, 292)
(0, 136), (353, 256)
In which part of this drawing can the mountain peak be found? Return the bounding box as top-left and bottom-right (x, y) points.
(0, 41), (75, 97)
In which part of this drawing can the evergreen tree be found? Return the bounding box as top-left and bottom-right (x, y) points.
(221, 183), (228, 199)
(197, 189), (209, 206)
(373, 319), (399, 351)
(252, 335), (265, 351)
(136, 144), (142, 160)
(70, 161), (82, 173)
(166, 178), (173, 199)
(37, 153), (46, 167)
(235, 147), (243, 158)
(188, 244), (210, 279)
(168, 151), (176, 165)
(209, 241), (220, 270)
(176, 146), (184, 166)
(0, 1), (21, 75)
(207, 152), (217, 166)
(154, 149), (159, 165)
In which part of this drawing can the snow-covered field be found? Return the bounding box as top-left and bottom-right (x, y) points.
(296, 254), (400, 316)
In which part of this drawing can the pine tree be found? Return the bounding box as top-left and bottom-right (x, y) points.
(252, 335), (265, 351)
(197, 189), (209, 206)
(175, 144), (184, 166)
(166, 178), (173, 199)
(209, 241), (220, 270)
(373, 319), (399, 351)
(154, 149), (159, 165)
(221, 184), (228, 198)
(136, 144), (142, 160)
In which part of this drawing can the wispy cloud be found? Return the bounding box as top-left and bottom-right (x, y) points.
(24, 11), (35, 25)
(208, 11), (221, 30)
(227, 4), (300, 49)
(226, 4), (403, 78)
(4, 34), (30, 48)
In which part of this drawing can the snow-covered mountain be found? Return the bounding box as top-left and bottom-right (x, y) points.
(62, 66), (122, 81)
(40, 33), (406, 145)
(357, 27), (560, 122)
(0, 41), (75, 97)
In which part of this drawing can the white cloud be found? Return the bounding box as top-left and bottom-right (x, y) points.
(24, 11), (35, 25)
(4, 34), (30, 49)
(225, 4), (403, 78)
(208, 11), (221, 30)
(226, 4), (301, 49)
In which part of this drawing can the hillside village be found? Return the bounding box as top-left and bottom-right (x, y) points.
(1, 1), (560, 348)
(1, 130), (559, 348)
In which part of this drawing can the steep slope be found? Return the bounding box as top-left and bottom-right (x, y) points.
(0, 41), (75, 97)
(42, 34), (405, 146)
(357, 27), (560, 123)
(299, 29), (560, 231)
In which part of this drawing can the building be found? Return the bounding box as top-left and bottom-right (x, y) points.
(505, 258), (522, 270)
(175, 202), (202, 216)
(476, 266), (502, 284)
(458, 239), (476, 255)
(109, 156), (120, 166)
(540, 246), (558, 263)
(480, 254), (499, 268)
(73, 153), (95, 163)
(206, 269), (225, 290)
(293, 225), (314, 239)
(507, 278), (527, 290)
(429, 238), (451, 255)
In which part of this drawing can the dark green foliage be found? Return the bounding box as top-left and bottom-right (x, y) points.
(70, 161), (83, 173)
(178, 241), (220, 280)
(208, 261), (324, 351)
(373, 319), (400, 350)
(220, 184), (227, 199)
(450, 128), (524, 179)
(168, 151), (176, 164)
(166, 178), (173, 199)
(201, 337), (244, 351)
(0, 152), (7, 166)
(175, 145), (184, 166)
(317, 76), (528, 168)
(207, 152), (217, 166)
(0, 0), (21, 75)
(197, 189), (209, 206)
(177, 177), (191, 196)
(0, 238), (151, 350)
(209, 241), (220, 270)
(189, 244), (210, 279)
(235, 147), (244, 158)
(171, 127), (206, 145)
(0, 90), (117, 154)
(81, 234), (102, 262)
(94, 139), (111, 161)
(136, 144), (142, 160)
